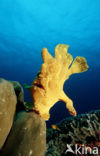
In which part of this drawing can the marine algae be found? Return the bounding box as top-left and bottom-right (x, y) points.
(30, 44), (88, 120)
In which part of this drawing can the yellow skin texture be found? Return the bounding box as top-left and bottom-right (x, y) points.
(31, 44), (88, 121)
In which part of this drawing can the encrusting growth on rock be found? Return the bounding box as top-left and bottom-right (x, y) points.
(30, 44), (88, 120)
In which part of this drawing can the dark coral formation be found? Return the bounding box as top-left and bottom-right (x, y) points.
(46, 110), (100, 156)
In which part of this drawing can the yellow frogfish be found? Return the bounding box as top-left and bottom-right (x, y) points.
(30, 44), (88, 121)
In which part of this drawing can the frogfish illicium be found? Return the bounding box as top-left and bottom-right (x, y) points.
(27, 44), (88, 120)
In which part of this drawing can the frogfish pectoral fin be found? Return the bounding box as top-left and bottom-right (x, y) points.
(60, 92), (77, 116)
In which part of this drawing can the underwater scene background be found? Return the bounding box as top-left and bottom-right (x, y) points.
(0, 0), (100, 127)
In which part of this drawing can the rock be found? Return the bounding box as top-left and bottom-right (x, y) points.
(1, 111), (46, 156)
(10, 81), (25, 113)
(0, 79), (17, 149)
(46, 110), (100, 156)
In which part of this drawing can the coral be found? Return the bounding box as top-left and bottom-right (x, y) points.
(46, 110), (100, 156)
(1, 112), (46, 156)
(31, 44), (88, 120)
(0, 79), (17, 149)
(0, 79), (46, 156)
(10, 81), (25, 113)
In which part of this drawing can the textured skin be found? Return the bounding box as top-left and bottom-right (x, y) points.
(31, 44), (88, 120)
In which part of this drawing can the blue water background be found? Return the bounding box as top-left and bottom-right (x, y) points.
(0, 0), (100, 126)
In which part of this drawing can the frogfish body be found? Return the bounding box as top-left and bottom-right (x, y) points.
(30, 44), (88, 120)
